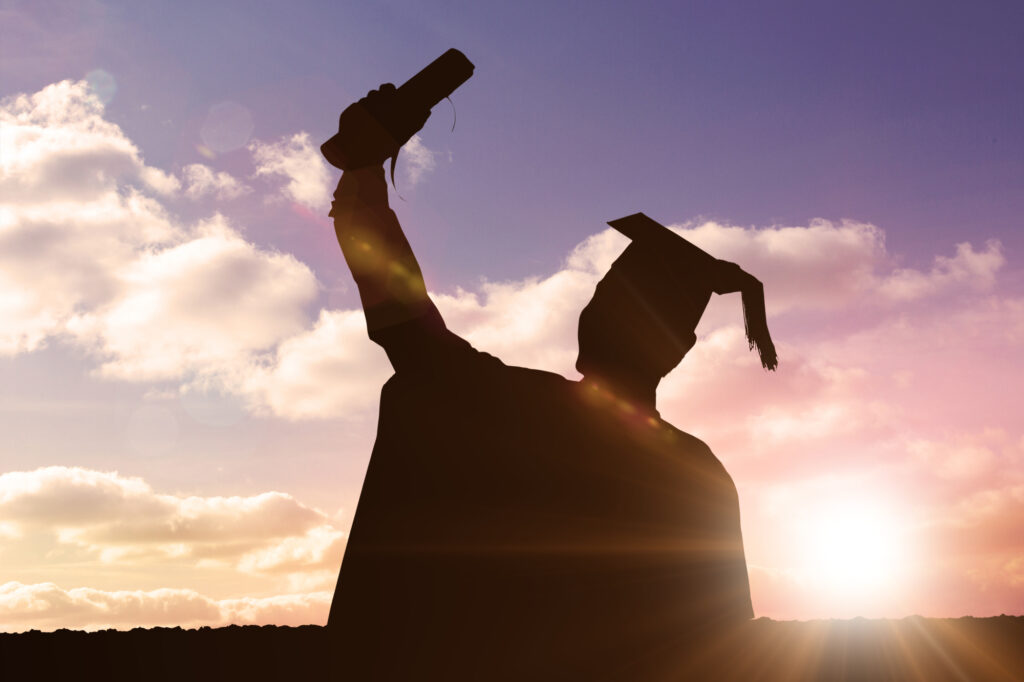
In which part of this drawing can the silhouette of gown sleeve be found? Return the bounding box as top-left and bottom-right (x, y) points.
(329, 166), (468, 371)
(328, 167), (753, 680)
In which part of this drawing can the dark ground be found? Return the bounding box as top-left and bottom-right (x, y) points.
(2, 617), (1023, 681)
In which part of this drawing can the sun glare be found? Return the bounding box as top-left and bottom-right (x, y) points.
(797, 499), (910, 602)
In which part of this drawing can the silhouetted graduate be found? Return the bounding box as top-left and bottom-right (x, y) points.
(326, 85), (777, 680)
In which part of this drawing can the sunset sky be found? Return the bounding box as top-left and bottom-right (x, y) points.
(2, 0), (1023, 630)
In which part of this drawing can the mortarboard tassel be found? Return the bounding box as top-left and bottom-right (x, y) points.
(606, 212), (779, 371)
(740, 279), (778, 371)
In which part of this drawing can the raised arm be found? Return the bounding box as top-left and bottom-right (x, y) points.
(331, 166), (439, 336)
(327, 86), (465, 370)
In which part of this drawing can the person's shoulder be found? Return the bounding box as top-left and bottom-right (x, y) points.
(663, 425), (714, 456)
(656, 423), (740, 495)
(500, 363), (570, 385)
(383, 332), (567, 385)
(659, 422), (728, 468)
(460, 356), (573, 399)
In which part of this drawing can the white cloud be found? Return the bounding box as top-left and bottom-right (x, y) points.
(243, 309), (391, 420)
(676, 219), (886, 312)
(671, 220), (1004, 314)
(138, 166), (180, 195)
(879, 240), (1004, 301)
(0, 465), (345, 630)
(0, 189), (178, 354)
(0, 79), (319, 389)
(399, 134), (438, 186)
(0, 81), (186, 356)
(433, 230), (624, 373)
(0, 581), (330, 631)
(0, 466), (349, 630)
(250, 132), (331, 210)
(0, 467), (339, 569)
(237, 526), (345, 575)
(0, 466), (166, 526)
(182, 163), (251, 200)
(69, 215), (317, 382)
(0, 80), (179, 202)
(217, 590), (331, 626)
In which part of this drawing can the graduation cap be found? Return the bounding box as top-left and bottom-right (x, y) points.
(607, 213), (778, 371)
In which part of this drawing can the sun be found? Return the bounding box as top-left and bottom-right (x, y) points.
(797, 499), (910, 598)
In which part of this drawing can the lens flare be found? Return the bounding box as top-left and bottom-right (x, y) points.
(200, 101), (254, 153)
(796, 498), (912, 606)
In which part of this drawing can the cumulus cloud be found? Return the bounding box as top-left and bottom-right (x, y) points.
(0, 189), (175, 354)
(399, 134), (439, 186)
(182, 163), (251, 200)
(672, 220), (1004, 314)
(879, 240), (1004, 301)
(437, 248), (602, 373)
(0, 467), (346, 629)
(0, 80), (187, 355)
(678, 220), (886, 312)
(0, 582), (330, 631)
(69, 215), (317, 382)
(237, 526), (345, 575)
(0, 80), (179, 202)
(0, 467), (342, 571)
(243, 309), (391, 420)
(0, 79), (319, 389)
(250, 132), (331, 210)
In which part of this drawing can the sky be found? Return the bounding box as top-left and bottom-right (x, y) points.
(1, 0), (1023, 630)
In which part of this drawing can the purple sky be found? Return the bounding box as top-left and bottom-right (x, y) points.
(2, 1), (1023, 628)
(8, 0), (1023, 284)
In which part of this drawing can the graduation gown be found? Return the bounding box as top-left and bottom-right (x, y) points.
(327, 168), (752, 680)
(327, 313), (753, 680)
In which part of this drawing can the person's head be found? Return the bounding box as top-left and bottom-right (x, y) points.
(575, 244), (707, 381)
(575, 213), (777, 384)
